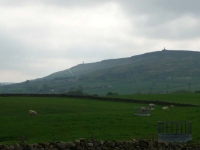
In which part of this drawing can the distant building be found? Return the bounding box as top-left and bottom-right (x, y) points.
(163, 47), (166, 50)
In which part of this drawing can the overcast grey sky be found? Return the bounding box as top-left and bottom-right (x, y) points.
(1, 0), (200, 83)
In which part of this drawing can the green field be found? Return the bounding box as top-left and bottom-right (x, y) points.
(0, 95), (200, 145)
(114, 93), (200, 105)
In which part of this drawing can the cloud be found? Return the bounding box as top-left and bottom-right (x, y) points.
(0, 1), (130, 47)
(0, 70), (34, 83)
(118, 0), (200, 40)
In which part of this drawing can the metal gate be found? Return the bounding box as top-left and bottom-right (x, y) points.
(157, 121), (192, 142)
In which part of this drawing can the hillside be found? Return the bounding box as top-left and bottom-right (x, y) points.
(1, 50), (200, 95)
(86, 50), (200, 79)
(43, 49), (200, 80)
(42, 55), (140, 80)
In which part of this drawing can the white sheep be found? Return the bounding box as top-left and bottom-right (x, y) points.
(162, 106), (169, 110)
(149, 103), (156, 108)
(170, 105), (175, 107)
(29, 110), (38, 116)
(141, 107), (149, 112)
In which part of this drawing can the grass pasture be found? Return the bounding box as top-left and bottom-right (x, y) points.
(0, 95), (200, 144)
(114, 93), (200, 105)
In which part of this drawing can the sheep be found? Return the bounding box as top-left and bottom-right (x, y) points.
(150, 108), (155, 110)
(149, 103), (156, 108)
(170, 105), (175, 107)
(162, 106), (169, 110)
(29, 110), (38, 116)
(141, 107), (149, 112)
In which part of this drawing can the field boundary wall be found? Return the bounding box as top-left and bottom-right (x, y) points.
(0, 94), (199, 107)
(0, 139), (200, 150)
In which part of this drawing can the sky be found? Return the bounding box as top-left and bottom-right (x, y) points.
(1, 0), (200, 83)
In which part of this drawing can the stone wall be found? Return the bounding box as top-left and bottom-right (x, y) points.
(0, 93), (198, 107)
(1, 139), (200, 150)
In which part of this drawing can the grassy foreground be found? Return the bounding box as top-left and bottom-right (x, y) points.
(0, 95), (200, 144)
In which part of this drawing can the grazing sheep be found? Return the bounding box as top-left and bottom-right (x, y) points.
(141, 107), (149, 112)
(29, 110), (38, 116)
(170, 105), (175, 107)
(162, 106), (169, 110)
(150, 108), (155, 110)
(149, 103), (156, 108)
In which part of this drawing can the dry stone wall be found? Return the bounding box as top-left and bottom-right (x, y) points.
(0, 94), (199, 107)
(1, 139), (200, 150)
